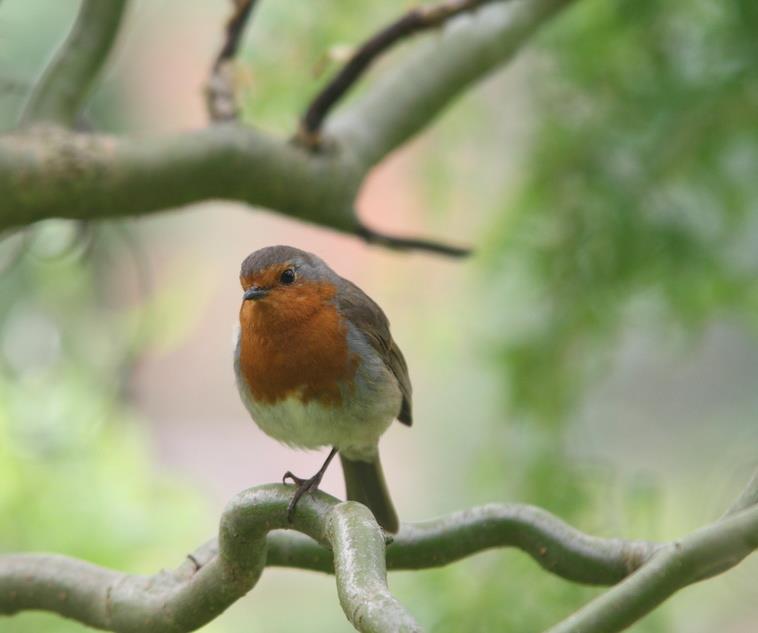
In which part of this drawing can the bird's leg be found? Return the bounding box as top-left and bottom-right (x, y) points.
(282, 447), (338, 523)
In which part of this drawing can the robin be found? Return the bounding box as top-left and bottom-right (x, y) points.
(234, 245), (412, 533)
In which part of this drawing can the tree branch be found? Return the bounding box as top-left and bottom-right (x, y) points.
(206, 0), (259, 122)
(0, 125), (361, 233)
(298, 0), (494, 147)
(328, 0), (574, 167)
(0, 488), (661, 633)
(5, 483), (758, 633)
(20, 0), (128, 127)
(0, 126), (471, 256)
(330, 503), (421, 633)
(547, 503), (758, 633)
(355, 223), (471, 257)
(193, 501), (659, 582)
(1, 0), (571, 255)
(0, 485), (420, 633)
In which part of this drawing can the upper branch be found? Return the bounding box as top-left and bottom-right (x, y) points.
(0, 125), (362, 234)
(298, 0), (492, 147)
(1, 0), (570, 255)
(20, 0), (128, 128)
(328, 0), (573, 167)
(0, 126), (468, 256)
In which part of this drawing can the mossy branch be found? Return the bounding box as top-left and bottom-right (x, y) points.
(547, 503), (758, 633)
(0, 486), (421, 633)
(3, 475), (758, 632)
(0, 483), (650, 633)
(1, 0), (573, 255)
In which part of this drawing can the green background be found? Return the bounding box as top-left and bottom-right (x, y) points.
(2, 1), (757, 631)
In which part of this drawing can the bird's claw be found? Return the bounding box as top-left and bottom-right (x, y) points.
(283, 471), (324, 523)
(282, 470), (305, 486)
(281, 449), (338, 524)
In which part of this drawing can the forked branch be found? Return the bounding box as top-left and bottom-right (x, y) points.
(1, 0), (573, 256)
(0, 484), (657, 633)
(0, 486), (421, 633)
(548, 502), (758, 633)
(3, 475), (758, 633)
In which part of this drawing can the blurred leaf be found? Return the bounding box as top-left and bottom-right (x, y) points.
(486, 0), (758, 426)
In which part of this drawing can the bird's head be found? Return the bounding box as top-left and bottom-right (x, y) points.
(239, 245), (338, 326)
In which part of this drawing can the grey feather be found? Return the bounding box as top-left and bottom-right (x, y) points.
(335, 278), (413, 426)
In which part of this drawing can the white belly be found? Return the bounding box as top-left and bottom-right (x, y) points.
(233, 326), (400, 461)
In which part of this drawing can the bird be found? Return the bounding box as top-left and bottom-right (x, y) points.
(233, 245), (412, 533)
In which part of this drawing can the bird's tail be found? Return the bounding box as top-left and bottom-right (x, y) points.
(339, 453), (399, 533)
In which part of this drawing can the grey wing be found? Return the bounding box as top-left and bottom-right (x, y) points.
(387, 340), (412, 425)
(336, 278), (413, 426)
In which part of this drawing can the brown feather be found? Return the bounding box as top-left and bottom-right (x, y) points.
(238, 278), (359, 405)
(335, 278), (413, 425)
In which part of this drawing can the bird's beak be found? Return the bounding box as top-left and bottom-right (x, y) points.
(243, 286), (268, 301)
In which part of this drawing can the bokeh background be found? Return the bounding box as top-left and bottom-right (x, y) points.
(2, 0), (758, 631)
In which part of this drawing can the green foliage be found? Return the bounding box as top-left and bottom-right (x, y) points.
(401, 1), (758, 630)
(489, 0), (758, 425)
(399, 433), (605, 632)
(2, 1), (756, 632)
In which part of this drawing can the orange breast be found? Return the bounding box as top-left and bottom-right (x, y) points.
(238, 282), (358, 405)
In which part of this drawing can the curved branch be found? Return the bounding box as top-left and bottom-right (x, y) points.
(0, 125), (361, 233)
(298, 0), (491, 146)
(0, 485), (418, 633)
(0, 493), (661, 633)
(1, 0), (572, 252)
(0, 127), (468, 257)
(6, 487), (758, 633)
(328, 0), (573, 167)
(547, 503), (758, 633)
(329, 503), (422, 633)
(20, 0), (128, 127)
(267, 502), (657, 583)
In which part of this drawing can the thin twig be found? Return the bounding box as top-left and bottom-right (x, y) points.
(297, 0), (494, 148)
(206, 0), (258, 122)
(356, 222), (472, 257)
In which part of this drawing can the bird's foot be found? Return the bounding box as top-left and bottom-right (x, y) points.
(281, 447), (338, 524)
(282, 470), (324, 523)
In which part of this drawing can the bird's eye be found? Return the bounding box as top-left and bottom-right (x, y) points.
(280, 268), (296, 285)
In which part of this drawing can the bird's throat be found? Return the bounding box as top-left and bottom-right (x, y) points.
(238, 292), (358, 406)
